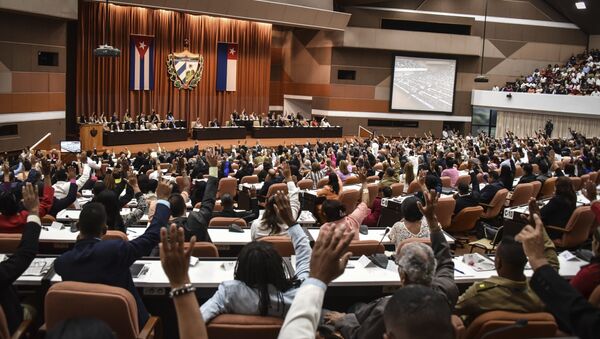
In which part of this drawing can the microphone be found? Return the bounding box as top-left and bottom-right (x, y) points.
(480, 319), (528, 339)
(368, 227), (390, 269)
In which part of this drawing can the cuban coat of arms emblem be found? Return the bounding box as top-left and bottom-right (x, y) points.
(166, 48), (204, 90)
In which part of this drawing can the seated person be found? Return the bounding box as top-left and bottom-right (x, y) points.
(570, 226), (600, 299)
(193, 117), (203, 128)
(536, 162), (550, 184)
(316, 173), (343, 201)
(363, 186), (392, 228)
(234, 161), (254, 182)
(170, 152), (218, 242)
(0, 162), (54, 233)
(258, 167), (284, 198)
(440, 159), (459, 187)
(453, 182), (480, 216)
(541, 176), (577, 239)
(384, 286), (454, 339)
(304, 162), (327, 189)
(455, 236), (546, 325)
(251, 165), (299, 240)
(201, 193), (310, 322)
(336, 160), (353, 182)
(325, 190), (458, 338)
(388, 196), (429, 247)
(319, 172), (370, 240)
(92, 179), (146, 233)
(212, 193), (258, 224)
(475, 171), (504, 205)
(378, 167), (399, 188)
(518, 163), (537, 184)
(0, 183), (41, 334)
(54, 180), (172, 330)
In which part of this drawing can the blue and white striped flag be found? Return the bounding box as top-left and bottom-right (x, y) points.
(130, 35), (154, 91)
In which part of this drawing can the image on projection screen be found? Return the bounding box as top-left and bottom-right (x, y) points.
(391, 56), (456, 112)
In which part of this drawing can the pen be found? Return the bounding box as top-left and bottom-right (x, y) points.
(454, 268), (465, 275)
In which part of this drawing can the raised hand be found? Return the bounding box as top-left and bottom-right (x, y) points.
(156, 180), (173, 200)
(281, 162), (292, 182)
(22, 182), (40, 216)
(273, 191), (296, 227)
(515, 213), (548, 270)
(160, 224), (194, 288)
(205, 148), (219, 167)
(417, 189), (439, 225)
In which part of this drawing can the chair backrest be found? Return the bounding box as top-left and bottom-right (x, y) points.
(343, 176), (360, 186)
(589, 171), (598, 184)
(0, 306), (10, 339)
(367, 183), (379, 207)
(0, 233), (21, 253)
(465, 311), (557, 339)
(509, 183), (533, 207)
(297, 179), (313, 190)
(207, 314), (282, 339)
(175, 176), (185, 192)
(41, 214), (56, 223)
(395, 237), (432, 253)
(316, 177), (329, 189)
(455, 175), (471, 188)
(390, 183), (404, 197)
(570, 176), (583, 191)
(435, 197), (456, 229)
(259, 236), (294, 257)
(448, 206), (483, 233)
(231, 163), (240, 171)
(515, 165), (524, 178)
(348, 240), (385, 256)
(559, 206), (596, 248)
(266, 183), (288, 199)
(589, 285), (600, 307)
(451, 315), (465, 339)
(102, 230), (129, 242)
(531, 164), (539, 175)
(185, 242), (219, 257)
(45, 282), (141, 339)
(209, 217), (248, 228)
(406, 181), (421, 194)
(339, 190), (361, 214)
(240, 175), (259, 185)
(217, 177), (238, 199)
(440, 176), (451, 188)
(366, 175), (379, 183)
(458, 162), (468, 171)
(481, 189), (508, 219)
(253, 168), (261, 175)
(530, 180), (542, 198)
(581, 174), (590, 185)
(538, 177), (557, 199)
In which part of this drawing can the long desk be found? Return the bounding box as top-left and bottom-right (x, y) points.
(252, 126), (343, 139)
(103, 128), (188, 146)
(192, 127), (246, 140)
(232, 119), (257, 131)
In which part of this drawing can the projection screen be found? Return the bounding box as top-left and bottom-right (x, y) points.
(390, 55), (457, 113)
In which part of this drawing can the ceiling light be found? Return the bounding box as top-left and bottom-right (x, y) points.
(575, 2), (586, 10)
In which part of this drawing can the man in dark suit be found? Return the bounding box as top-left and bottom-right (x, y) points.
(54, 181), (173, 330)
(453, 182), (480, 216)
(476, 171), (504, 205)
(545, 119), (553, 138)
(0, 183), (41, 334)
(212, 193), (259, 224)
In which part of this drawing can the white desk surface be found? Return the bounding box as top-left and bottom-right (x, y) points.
(207, 228), (252, 246)
(452, 255), (586, 284)
(48, 254), (587, 288)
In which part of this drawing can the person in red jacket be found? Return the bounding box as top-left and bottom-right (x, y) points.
(570, 226), (600, 299)
(363, 186), (392, 228)
(0, 160), (54, 233)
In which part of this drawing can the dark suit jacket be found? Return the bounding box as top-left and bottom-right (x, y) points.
(530, 265), (600, 339)
(454, 193), (480, 215)
(335, 229), (458, 339)
(180, 177), (217, 242)
(541, 195), (576, 237)
(0, 221), (40, 333)
(54, 202), (171, 329)
(479, 182), (503, 204)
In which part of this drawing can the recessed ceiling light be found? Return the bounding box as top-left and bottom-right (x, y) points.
(575, 1), (586, 10)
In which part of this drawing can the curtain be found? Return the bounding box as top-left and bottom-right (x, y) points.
(496, 111), (600, 139)
(76, 2), (272, 125)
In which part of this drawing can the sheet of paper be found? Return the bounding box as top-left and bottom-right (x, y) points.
(50, 221), (64, 230)
(355, 255), (372, 269)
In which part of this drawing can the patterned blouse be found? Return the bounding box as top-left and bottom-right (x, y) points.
(388, 218), (430, 247)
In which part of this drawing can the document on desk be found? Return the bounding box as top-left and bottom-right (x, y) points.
(22, 258), (53, 276)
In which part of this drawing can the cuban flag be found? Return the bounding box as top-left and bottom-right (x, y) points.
(130, 35), (154, 91)
(216, 42), (237, 92)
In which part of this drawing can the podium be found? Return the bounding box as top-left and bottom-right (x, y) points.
(79, 124), (104, 150)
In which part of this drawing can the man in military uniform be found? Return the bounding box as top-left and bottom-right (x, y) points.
(455, 230), (558, 325)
